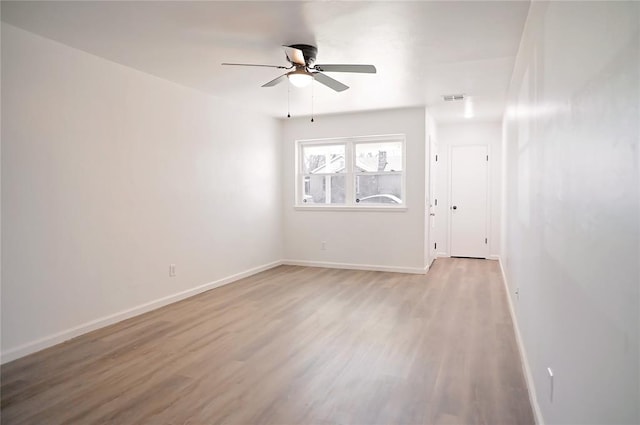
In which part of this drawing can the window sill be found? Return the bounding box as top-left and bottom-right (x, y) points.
(294, 205), (408, 212)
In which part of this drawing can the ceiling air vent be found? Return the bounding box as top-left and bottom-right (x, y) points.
(442, 94), (465, 102)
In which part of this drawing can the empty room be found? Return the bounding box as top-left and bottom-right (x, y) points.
(1, 1), (638, 424)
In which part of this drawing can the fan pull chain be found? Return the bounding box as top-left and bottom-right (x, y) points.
(311, 75), (315, 123)
(287, 80), (291, 118)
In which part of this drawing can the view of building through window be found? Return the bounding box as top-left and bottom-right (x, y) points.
(298, 136), (405, 206)
(354, 141), (402, 204)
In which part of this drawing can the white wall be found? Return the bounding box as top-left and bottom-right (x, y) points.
(1, 24), (283, 361)
(502, 2), (639, 424)
(432, 121), (502, 258)
(282, 108), (428, 273)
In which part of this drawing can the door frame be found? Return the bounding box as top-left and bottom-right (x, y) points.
(447, 143), (491, 258)
(427, 136), (437, 266)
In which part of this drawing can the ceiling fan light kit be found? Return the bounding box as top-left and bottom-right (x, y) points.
(287, 69), (313, 88)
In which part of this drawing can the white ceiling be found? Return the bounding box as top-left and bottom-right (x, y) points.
(1, 1), (530, 121)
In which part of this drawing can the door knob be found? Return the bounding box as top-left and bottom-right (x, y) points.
(452, 206), (457, 210)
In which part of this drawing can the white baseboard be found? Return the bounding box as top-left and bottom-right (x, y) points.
(282, 259), (427, 275)
(498, 256), (545, 425)
(436, 253), (500, 260)
(0, 260), (283, 364)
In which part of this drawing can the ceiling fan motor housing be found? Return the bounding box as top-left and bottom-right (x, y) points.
(288, 44), (318, 67)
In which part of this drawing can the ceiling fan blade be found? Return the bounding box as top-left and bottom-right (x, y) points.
(222, 63), (288, 69)
(313, 72), (349, 92)
(314, 64), (377, 73)
(282, 46), (306, 66)
(262, 74), (288, 87)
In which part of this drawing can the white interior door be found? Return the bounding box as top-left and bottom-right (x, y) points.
(449, 145), (488, 258)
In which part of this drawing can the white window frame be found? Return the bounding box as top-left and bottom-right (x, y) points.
(295, 134), (406, 211)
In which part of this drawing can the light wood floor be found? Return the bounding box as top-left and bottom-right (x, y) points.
(1, 258), (534, 425)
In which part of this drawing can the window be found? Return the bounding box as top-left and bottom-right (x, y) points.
(300, 143), (346, 205)
(354, 141), (403, 205)
(296, 135), (405, 208)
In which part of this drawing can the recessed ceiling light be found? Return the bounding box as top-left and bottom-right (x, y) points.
(464, 97), (474, 118)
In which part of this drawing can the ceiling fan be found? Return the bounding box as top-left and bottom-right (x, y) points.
(222, 44), (376, 92)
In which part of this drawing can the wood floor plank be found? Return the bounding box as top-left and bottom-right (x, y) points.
(1, 259), (535, 425)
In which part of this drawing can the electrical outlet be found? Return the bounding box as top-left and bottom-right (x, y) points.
(547, 367), (554, 402)
(321, 241), (326, 250)
(169, 264), (176, 277)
